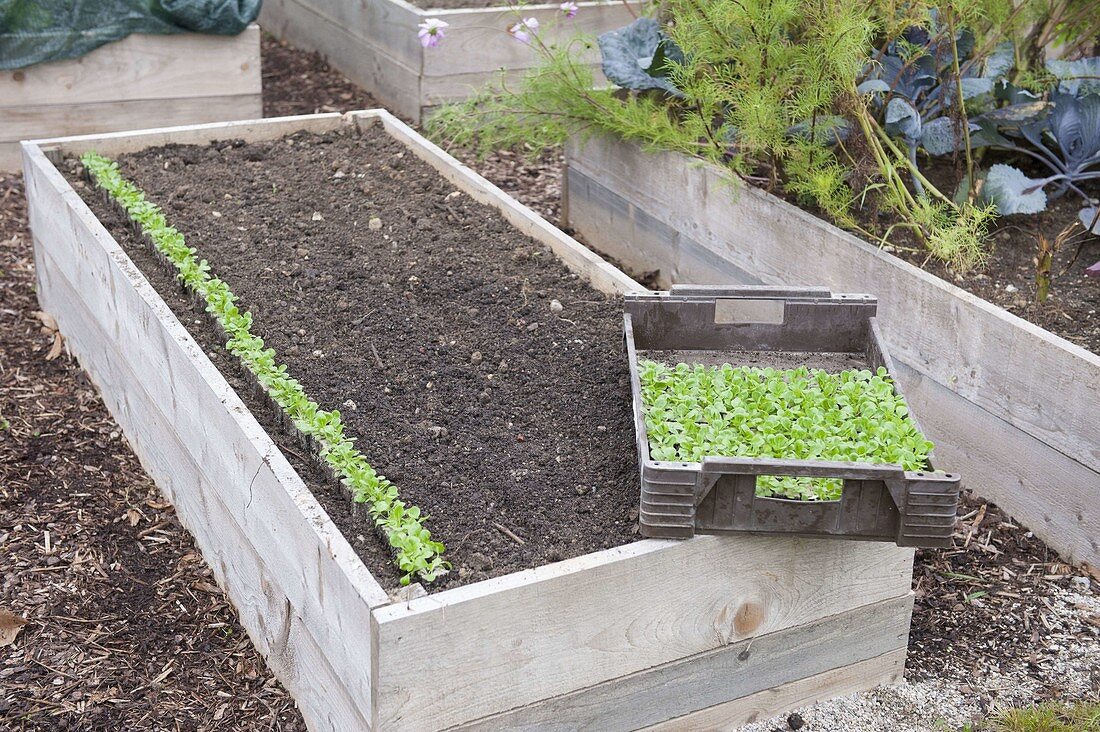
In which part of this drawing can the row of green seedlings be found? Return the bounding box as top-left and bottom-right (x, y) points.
(81, 152), (447, 586)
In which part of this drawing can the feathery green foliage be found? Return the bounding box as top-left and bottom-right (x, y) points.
(81, 152), (448, 585)
(427, 0), (1089, 272)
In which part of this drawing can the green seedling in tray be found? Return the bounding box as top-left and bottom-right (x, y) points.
(638, 360), (934, 501)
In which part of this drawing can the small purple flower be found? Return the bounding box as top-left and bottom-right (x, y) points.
(508, 17), (539, 44)
(560, 1), (578, 18)
(418, 18), (449, 48)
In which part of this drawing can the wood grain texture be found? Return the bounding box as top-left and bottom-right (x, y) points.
(894, 361), (1100, 564)
(260, 0), (637, 121)
(0, 95), (263, 171)
(0, 27), (261, 171)
(641, 648), (907, 731)
(27, 114), (342, 159)
(452, 594), (912, 731)
(24, 143), (385, 730)
(0, 26), (261, 108)
(564, 135), (1100, 567)
(420, 2), (636, 78)
(372, 534), (913, 730)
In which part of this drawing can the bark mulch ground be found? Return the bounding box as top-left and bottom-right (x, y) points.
(0, 174), (307, 730)
(908, 492), (1100, 692)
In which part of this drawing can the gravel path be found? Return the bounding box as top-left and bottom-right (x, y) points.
(741, 581), (1100, 731)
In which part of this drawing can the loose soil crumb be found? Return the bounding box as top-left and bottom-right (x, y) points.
(894, 187), (1100, 356)
(68, 125), (641, 591)
(411, 0), (525, 10)
(261, 33), (384, 118)
(641, 349), (867, 372)
(449, 147), (567, 223)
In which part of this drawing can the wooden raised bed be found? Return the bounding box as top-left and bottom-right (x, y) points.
(563, 134), (1100, 570)
(24, 112), (914, 731)
(259, 0), (639, 122)
(0, 26), (261, 172)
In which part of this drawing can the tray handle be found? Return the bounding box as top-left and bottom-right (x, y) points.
(694, 456), (960, 547)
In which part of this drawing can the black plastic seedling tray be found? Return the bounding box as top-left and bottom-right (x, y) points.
(625, 285), (961, 548)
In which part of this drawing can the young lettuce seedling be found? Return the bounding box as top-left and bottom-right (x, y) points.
(638, 360), (933, 501)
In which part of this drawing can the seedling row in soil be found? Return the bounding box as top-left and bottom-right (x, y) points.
(81, 151), (448, 585)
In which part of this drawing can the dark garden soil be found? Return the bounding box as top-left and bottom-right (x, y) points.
(261, 34), (384, 119)
(411, 0), (519, 11)
(905, 193), (1100, 356)
(641, 349), (868, 372)
(67, 125), (641, 591)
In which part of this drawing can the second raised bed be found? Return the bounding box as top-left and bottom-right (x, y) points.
(260, 0), (641, 122)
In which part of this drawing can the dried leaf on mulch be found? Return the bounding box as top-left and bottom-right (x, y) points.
(0, 610), (28, 647)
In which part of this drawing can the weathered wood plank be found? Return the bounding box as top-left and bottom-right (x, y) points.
(0, 27), (261, 171)
(270, 0), (424, 64)
(25, 114), (341, 159)
(452, 594), (912, 731)
(1, 94), (262, 145)
(562, 162), (759, 288)
(359, 110), (642, 296)
(894, 361), (1100, 564)
(0, 26), (261, 108)
(421, 2), (634, 78)
(260, 0), (636, 121)
(564, 136), (1100, 567)
(641, 648), (907, 731)
(372, 534), (913, 729)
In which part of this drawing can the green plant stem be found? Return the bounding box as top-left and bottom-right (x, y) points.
(944, 6), (977, 200)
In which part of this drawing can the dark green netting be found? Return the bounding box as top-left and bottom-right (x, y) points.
(0, 0), (261, 69)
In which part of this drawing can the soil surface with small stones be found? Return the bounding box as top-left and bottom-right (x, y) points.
(68, 126), (641, 590)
